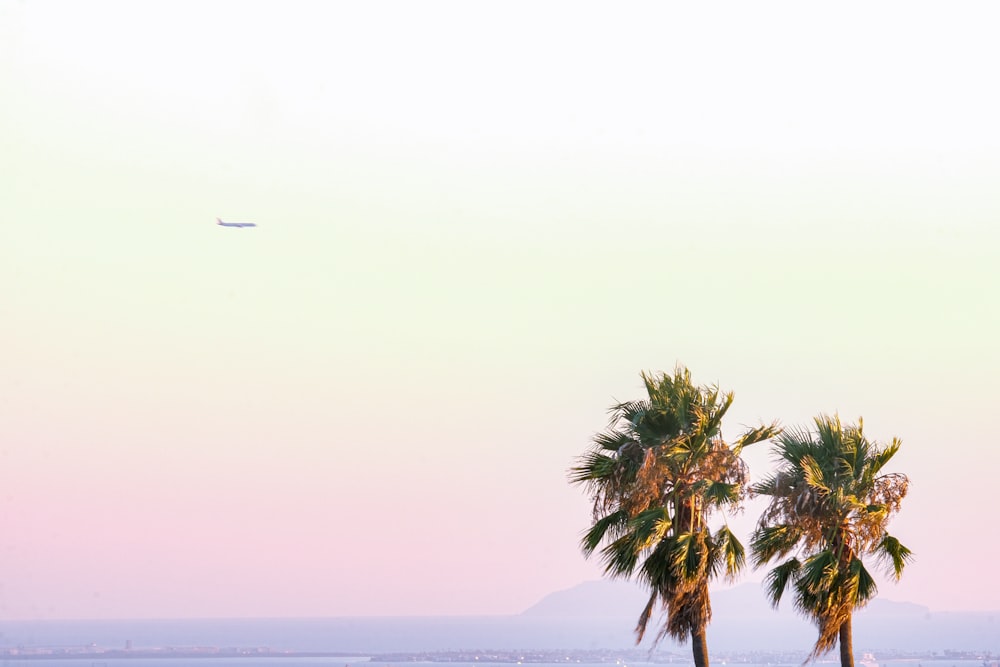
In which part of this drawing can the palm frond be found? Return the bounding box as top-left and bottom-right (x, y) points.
(814, 413), (843, 453)
(598, 532), (643, 578)
(799, 455), (831, 494)
(671, 531), (709, 583)
(875, 533), (913, 580)
(732, 421), (782, 455)
(581, 509), (629, 556)
(568, 449), (621, 485)
(607, 399), (650, 426)
(712, 524), (746, 581)
(750, 473), (780, 497)
(774, 426), (818, 466)
(593, 430), (636, 452)
(634, 589), (659, 644)
(640, 537), (681, 591)
(799, 550), (839, 596)
(627, 506), (673, 550)
(763, 558), (801, 608)
(750, 524), (803, 566)
(703, 481), (739, 507)
(849, 556), (878, 607)
(868, 437), (903, 477)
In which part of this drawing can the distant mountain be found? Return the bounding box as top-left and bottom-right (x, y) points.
(523, 579), (931, 619)
(521, 579), (649, 617)
(521, 580), (992, 652)
(522, 580), (790, 618)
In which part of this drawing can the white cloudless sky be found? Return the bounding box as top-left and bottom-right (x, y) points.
(1, 0), (998, 619)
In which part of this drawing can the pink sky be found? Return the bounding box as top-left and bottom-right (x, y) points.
(1, 1), (999, 619)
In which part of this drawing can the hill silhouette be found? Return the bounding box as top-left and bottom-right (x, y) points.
(522, 580), (994, 652)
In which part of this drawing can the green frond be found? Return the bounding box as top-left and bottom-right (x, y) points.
(593, 430), (635, 452)
(568, 450), (617, 485)
(800, 455), (831, 494)
(698, 391), (733, 439)
(773, 426), (817, 466)
(594, 507), (674, 578)
(713, 524), (746, 581)
(627, 506), (673, 549)
(598, 532), (643, 578)
(703, 481), (739, 507)
(849, 556), (878, 607)
(814, 413), (844, 453)
(640, 537), (681, 590)
(750, 473), (780, 497)
(868, 437), (903, 476)
(763, 558), (801, 608)
(800, 550), (839, 596)
(836, 451), (858, 483)
(876, 533), (913, 580)
(751, 523), (803, 566)
(581, 509), (629, 556)
(733, 421), (782, 455)
(608, 399), (650, 428)
(671, 531), (709, 583)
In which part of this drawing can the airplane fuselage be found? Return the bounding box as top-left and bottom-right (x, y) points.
(217, 218), (257, 228)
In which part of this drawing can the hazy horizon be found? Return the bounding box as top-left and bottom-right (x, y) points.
(1, 582), (997, 655)
(2, 1), (998, 620)
(10, 582), (969, 621)
(0, 579), (977, 621)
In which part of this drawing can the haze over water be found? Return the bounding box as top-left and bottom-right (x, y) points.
(2, 0), (999, 623)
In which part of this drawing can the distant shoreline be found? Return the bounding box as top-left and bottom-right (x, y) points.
(0, 649), (368, 661)
(0, 648), (990, 663)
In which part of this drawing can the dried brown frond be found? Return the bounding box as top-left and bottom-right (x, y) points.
(634, 590), (660, 644)
(625, 447), (667, 517)
(870, 473), (909, 515)
(656, 581), (712, 645)
(805, 601), (852, 661)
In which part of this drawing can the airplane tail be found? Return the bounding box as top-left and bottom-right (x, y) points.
(216, 217), (222, 225)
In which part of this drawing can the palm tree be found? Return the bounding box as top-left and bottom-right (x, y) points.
(570, 366), (779, 667)
(750, 414), (912, 667)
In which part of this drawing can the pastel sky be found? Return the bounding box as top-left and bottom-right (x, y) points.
(2, 1), (998, 620)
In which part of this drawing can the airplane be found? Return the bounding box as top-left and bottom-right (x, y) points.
(217, 218), (257, 228)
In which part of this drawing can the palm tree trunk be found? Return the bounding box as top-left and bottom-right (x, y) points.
(691, 627), (709, 667)
(838, 615), (854, 667)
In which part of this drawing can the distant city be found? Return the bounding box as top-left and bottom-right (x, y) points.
(0, 645), (996, 664)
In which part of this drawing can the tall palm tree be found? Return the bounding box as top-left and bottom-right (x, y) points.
(750, 414), (912, 667)
(570, 367), (779, 667)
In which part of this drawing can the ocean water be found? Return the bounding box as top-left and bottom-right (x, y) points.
(0, 619), (540, 653)
(0, 661), (360, 667)
(0, 661), (990, 667)
(0, 618), (651, 653)
(0, 620), (992, 667)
